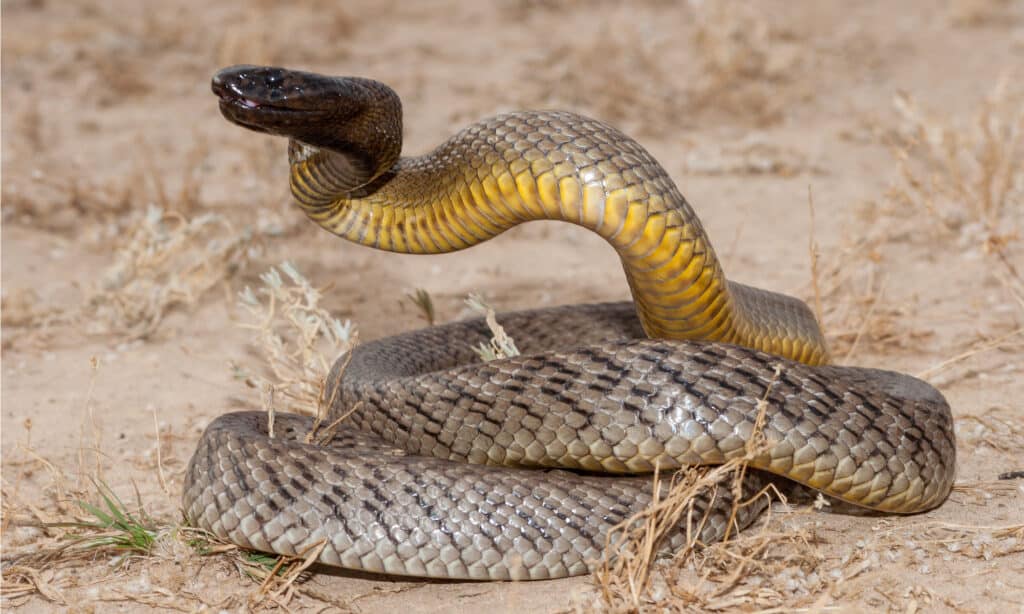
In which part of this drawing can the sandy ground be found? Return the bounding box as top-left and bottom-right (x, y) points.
(2, 0), (1023, 612)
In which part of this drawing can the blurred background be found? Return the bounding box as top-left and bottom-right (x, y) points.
(3, 1), (1022, 611)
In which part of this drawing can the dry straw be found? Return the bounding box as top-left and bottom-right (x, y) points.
(466, 292), (521, 360)
(592, 367), (783, 611)
(235, 262), (357, 425)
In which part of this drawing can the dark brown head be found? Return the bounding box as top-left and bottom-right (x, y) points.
(212, 65), (403, 186)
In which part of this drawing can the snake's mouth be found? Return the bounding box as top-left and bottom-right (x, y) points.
(215, 94), (292, 134)
(211, 65), (319, 136)
(213, 84), (287, 135)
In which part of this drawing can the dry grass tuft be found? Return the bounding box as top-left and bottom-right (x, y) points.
(2, 136), (213, 233)
(672, 522), (826, 611)
(245, 540), (328, 610)
(809, 238), (933, 361)
(905, 521), (1024, 560)
(887, 79), (1024, 311)
(810, 80), (1023, 363)
(590, 367), (799, 611)
(0, 289), (69, 350)
(517, 1), (806, 136)
(859, 519), (1024, 571)
(4, 204), (256, 348)
(588, 484), (831, 612)
(466, 293), (520, 360)
(234, 262), (358, 423)
(519, 23), (687, 137)
(889, 79), (1022, 237)
(1, 170), (135, 232)
(916, 327), (1024, 387)
(81, 207), (255, 340)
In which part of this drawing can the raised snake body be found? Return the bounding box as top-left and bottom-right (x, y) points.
(184, 66), (956, 580)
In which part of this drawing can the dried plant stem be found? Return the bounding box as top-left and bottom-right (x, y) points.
(466, 293), (520, 360)
(807, 187), (825, 332)
(595, 366), (782, 610)
(915, 327), (1023, 379)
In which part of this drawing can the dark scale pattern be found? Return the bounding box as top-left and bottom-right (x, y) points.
(184, 303), (955, 579)
(328, 303), (954, 514)
(185, 412), (769, 580)
(197, 69), (958, 580)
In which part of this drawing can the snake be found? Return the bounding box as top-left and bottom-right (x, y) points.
(184, 65), (956, 581)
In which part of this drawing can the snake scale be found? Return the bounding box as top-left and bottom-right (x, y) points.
(184, 65), (956, 581)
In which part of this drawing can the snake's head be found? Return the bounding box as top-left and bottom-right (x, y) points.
(213, 65), (364, 137)
(212, 65), (402, 173)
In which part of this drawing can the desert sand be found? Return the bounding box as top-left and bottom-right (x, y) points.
(2, 1), (1022, 612)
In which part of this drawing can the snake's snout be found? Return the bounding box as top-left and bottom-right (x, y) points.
(212, 65), (296, 108)
(212, 65), (360, 113)
(212, 65), (327, 138)
(212, 65), (404, 184)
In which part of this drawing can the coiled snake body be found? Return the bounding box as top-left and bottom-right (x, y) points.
(185, 66), (956, 580)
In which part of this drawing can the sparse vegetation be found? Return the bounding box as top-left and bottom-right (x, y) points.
(465, 292), (520, 360)
(3, 0), (1023, 611)
(82, 207), (255, 340)
(64, 480), (159, 557)
(406, 287), (437, 325)
(235, 262), (357, 423)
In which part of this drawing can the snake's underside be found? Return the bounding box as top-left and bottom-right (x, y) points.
(184, 66), (957, 581)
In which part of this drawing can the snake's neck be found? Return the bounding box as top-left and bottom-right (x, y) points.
(287, 112), (828, 365)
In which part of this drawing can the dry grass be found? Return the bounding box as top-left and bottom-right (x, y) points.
(586, 496), (833, 612)
(805, 79), (1023, 365)
(3, 156), (256, 348)
(686, 1), (806, 127)
(0, 289), (69, 350)
(2, 133), (212, 233)
(1, 409), (211, 609)
(233, 262), (358, 425)
(887, 79), (1024, 314)
(1, 169), (135, 232)
(1, 263), (363, 611)
(519, 23), (688, 136)
(243, 540), (329, 610)
(590, 367), (787, 611)
(583, 486), (1023, 613)
(4, 2), (1023, 612)
(0, 445), (324, 611)
(466, 293), (521, 360)
(889, 79), (1022, 236)
(807, 236), (933, 362)
(79, 207), (254, 340)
